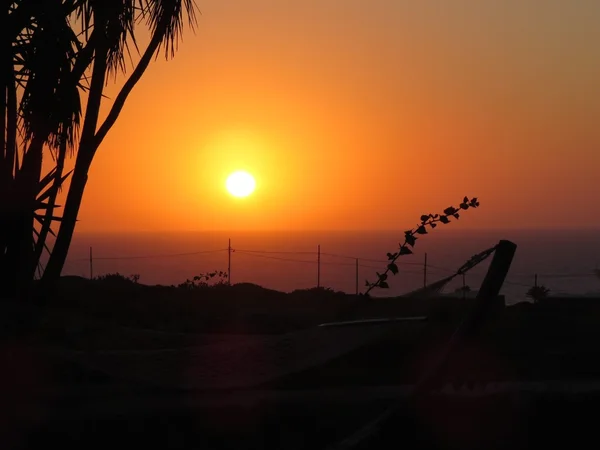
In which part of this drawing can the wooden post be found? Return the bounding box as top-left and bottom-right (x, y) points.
(414, 239), (517, 396)
(317, 244), (321, 288)
(331, 240), (518, 450)
(227, 238), (231, 286)
(355, 258), (359, 295)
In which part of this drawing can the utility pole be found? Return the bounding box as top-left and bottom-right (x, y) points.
(462, 272), (466, 299)
(534, 273), (538, 288)
(317, 244), (321, 288)
(89, 246), (93, 280)
(228, 238), (232, 286)
(355, 258), (359, 295)
(423, 252), (428, 288)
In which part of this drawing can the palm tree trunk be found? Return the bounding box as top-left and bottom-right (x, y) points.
(31, 133), (68, 279)
(4, 134), (45, 298)
(42, 159), (90, 283)
(0, 35), (18, 297)
(43, 13), (173, 284)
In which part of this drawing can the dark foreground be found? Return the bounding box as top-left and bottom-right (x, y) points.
(7, 394), (600, 450)
(3, 277), (600, 449)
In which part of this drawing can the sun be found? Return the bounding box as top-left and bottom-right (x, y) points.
(226, 171), (256, 198)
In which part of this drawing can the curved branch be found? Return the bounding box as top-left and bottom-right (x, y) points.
(92, 14), (171, 151)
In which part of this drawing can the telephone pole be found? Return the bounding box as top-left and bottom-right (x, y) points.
(423, 252), (428, 288)
(317, 244), (321, 288)
(89, 246), (93, 280)
(355, 258), (359, 295)
(228, 238), (232, 286)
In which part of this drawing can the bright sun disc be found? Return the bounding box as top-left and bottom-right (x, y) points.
(226, 171), (256, 198)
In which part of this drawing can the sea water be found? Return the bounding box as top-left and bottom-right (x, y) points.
(56, 228), (600, 305)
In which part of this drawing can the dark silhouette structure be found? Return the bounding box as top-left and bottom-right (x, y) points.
(1, 1), (199, 299)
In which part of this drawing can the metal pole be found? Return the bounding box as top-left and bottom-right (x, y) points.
(355, 258), (359, 295)
(228, 238), (231, 286)
(89, 246), (93, 280)
(317, 244), (321, 288)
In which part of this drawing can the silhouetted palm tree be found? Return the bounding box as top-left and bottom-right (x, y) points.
(1, 0), (198, 298)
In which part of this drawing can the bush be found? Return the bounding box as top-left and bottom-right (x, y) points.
(527, 285), (550, 303)
(94, 272), (140, 285)
(177, 271), (228, 290)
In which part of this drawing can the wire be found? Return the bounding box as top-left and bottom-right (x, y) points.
(65, 248), (227, 263)
(504, 279), (534, 288)
(60, 242), (600, 288)
(234, 249), (316, 255)
(321, 251), (423, 266)
(427, 264), (456, 274)
(233, 251), (424, 274)
(535, 273), (598, 279)
(234, 250), (316, 264)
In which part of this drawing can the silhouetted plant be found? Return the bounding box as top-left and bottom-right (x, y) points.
(1, 1), (199, 298)
(291, 286), (340, 296)
(454, 285), (472, 293)
(178, 271), (228, 290)
(526, 285), (550, 303)
(364, 197), (480, 295)
(94, 272), (140, 285)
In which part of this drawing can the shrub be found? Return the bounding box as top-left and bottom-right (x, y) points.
(177, 271), (228, 290)
(527, 285), (550, 303)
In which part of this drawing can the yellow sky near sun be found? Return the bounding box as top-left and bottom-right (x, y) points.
(57, 0), (600, 232)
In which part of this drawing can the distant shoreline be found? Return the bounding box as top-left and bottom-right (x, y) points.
(69, 227), (600, 236)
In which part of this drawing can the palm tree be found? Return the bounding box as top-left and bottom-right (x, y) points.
(1, 0), (199, 299)
(2, 1), (83, 297)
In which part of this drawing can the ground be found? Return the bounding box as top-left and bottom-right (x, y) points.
(2, 277), (600, 449)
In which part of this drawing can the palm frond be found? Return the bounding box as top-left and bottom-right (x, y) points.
(144, 0), (198, 60)
(36, 169), (73, 204)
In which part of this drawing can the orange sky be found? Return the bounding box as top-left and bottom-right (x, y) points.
(64, 0), (600, 232)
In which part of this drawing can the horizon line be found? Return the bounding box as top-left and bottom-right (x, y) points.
(73, 227), (600, 235)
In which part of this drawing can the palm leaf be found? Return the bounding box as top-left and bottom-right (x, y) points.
(36, 169), (73, 205)
(32, 226), (53, 255)
(34, 213), (64, 223)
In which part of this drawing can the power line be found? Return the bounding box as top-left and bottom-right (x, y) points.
(321, 251), (423, 266)
(504, 279), (534, 288)
(534, 273), (598, 279)
(320, 252), (387, 263)
(66, 248), (227, 262)
(233, 251), (424, 274)
(234, 250), (316, 264)
(60, 241), (600, 293)
(427, 264), (456, 274)
(234, 249), (316, 255)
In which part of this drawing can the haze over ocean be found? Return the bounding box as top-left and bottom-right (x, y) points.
(58, 229), (600, 305)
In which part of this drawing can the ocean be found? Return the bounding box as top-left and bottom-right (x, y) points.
(58, 229), (600, 305)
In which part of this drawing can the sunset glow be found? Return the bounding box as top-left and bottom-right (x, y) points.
(226, 171), (256, 198)
(67, 0), (599, 232)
